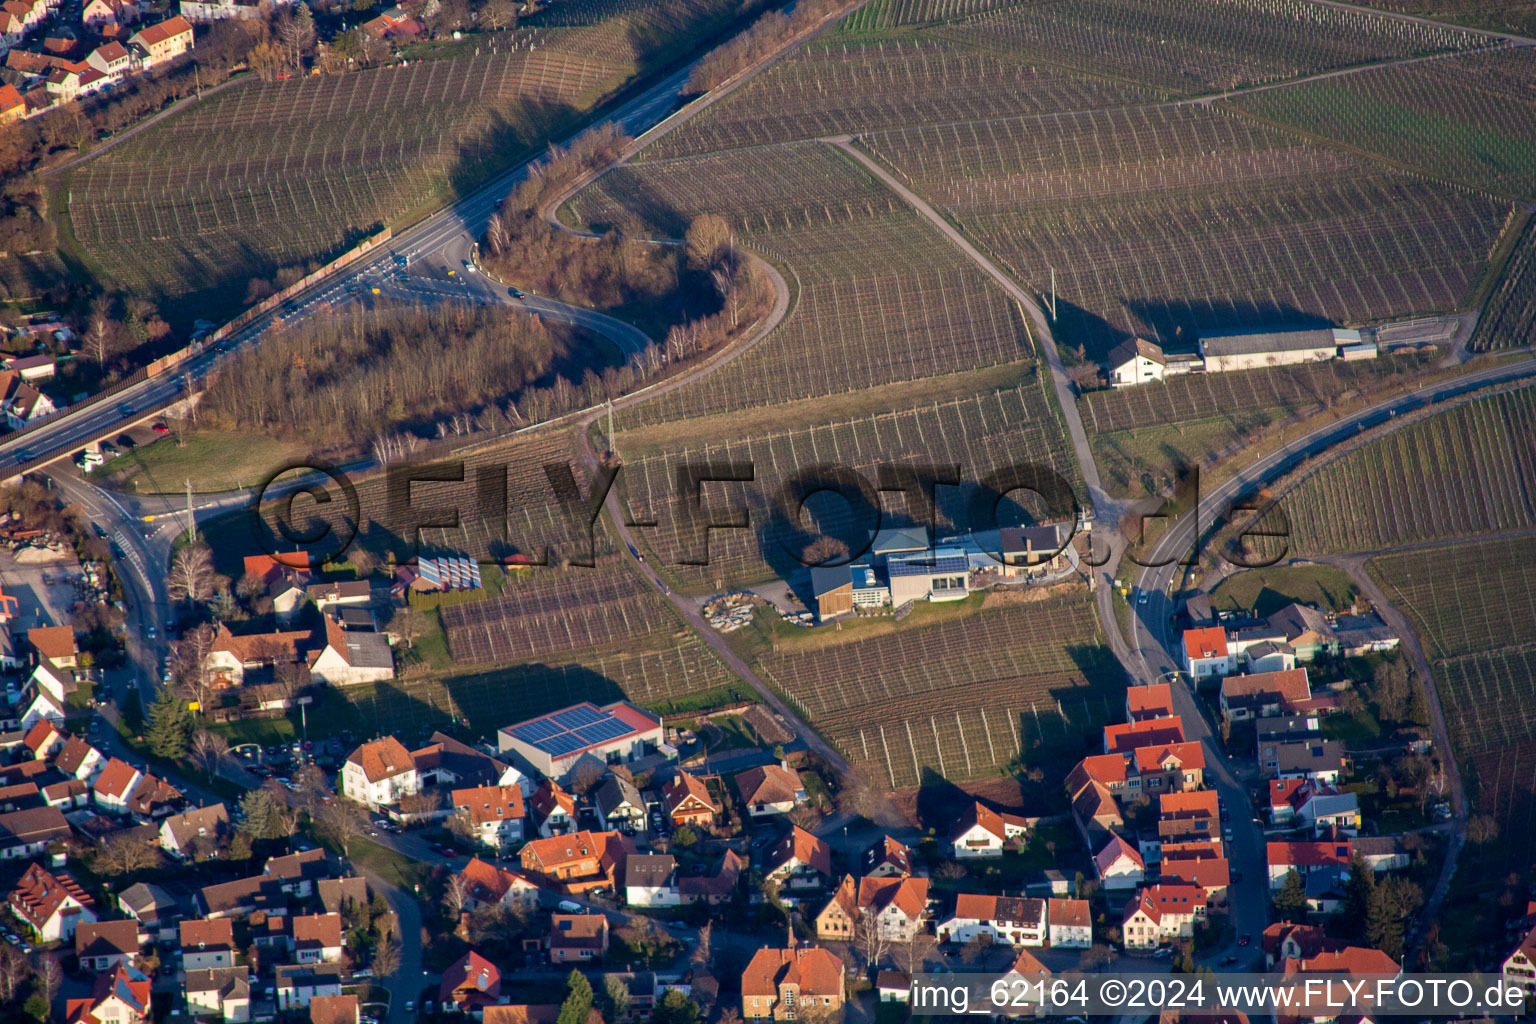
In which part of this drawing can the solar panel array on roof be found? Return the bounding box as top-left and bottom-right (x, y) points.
(506, 702), (655, 759)
(418, 556), (482, 591)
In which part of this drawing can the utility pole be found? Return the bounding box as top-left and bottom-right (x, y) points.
(606, 398), (614, 456)
(185, 480), (195, 545)
(1050, 266), (1058, 322)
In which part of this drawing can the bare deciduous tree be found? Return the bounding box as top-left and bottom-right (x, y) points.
(168, 543), (216, 604)
(191, 729), (230, 777)
(853, 908), (890, 969)
(372, 934), (401, 978)
(319, 798), (370, 857)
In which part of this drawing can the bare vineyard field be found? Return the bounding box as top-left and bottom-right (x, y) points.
(1471, 216), (1536, 352)
(835, 0), (1025, 32)
(937, 0), (1483, 94)
(338, 640), (737, 736)
(70, 46), (621, 304)
(618, 374), (1080, 592)
(1329, 0), (1536, 36)
(569, 146), (1038, 425)
(1370, 535), (1536, 834)
(759, 598), (1122, 787)
(862, 106), (1511, 355)
(1369, 534), (1536, 662)
(1228, 48), (1536, 200)
(644, 37), (1150, 160)
(442, 557), (680, 664)
(1272, 386), (1536, 555)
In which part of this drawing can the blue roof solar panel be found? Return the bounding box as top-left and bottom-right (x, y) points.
(590, 718), (632, 742)
(567, 705), (604, 727)
(515, 719), (561, 742)
(542, 734), (584, 757)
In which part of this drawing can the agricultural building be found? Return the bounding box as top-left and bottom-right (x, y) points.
(497, 701), (662, 782)
(887, 547), (969, 606)
(1198, 326), (1349, 373)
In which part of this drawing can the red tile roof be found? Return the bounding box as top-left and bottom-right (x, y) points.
(735, 764), (803, 806)
(1104, 716), (1185, 754)
(132, 14), (192, 45)
(1222, 669), (1311, 706)
(28, 624), (76, 662)
(741, 947), (843, 999)
(10, 862), (91, 930)
(180, 918), (234, 949)
(453, 784), (524, 825)
(1268, 840), (1352, 870)
(1159, 790), (1219, 821)
(663, 770), (719, 817)
(765, 825), (831, 877)
(457, 857), (535, 905)
(1048, 897), (1090, 928)
(1183, 627), (1229, 661)
(345, 737), (414, 783)
(1133, 740), (1205, 773)
(93, 758), (139, 800)
(1126, 683), (1174, 719)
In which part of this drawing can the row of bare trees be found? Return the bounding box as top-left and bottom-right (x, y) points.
(199, 303), (557, 449)
(687, 0), (851, 93)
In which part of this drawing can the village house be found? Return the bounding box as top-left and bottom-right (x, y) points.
(1183, 627), (1232, 678)
(1107, 337), (1167, 387)
(451, 784), (525, 850)
(762, 825), (832, 888)
(186, 966), (251, 1022)
(117, 882), (177, 942)
(530, 779), (576, 837)
(159, 803), (230, 860)
(937, 893), (1046, 946)
(816, 874), (930, 942)
(1158, 790), (1220, 843)
(292, 914), (344, 964)
(734, 763), (806, 818)
(127, 14), (193, 66)
(82, 0), (137, 29)
(54, 734), (106, 783)
(1047, 897), (1092, 948)
(1221, 669), (1313, 722)
(206, 623), (315, 687)
(1267, 603), (1341, 661)
(1104, 716), (1185, 755)
(0, 370), (55, 429)
(264, 848), (331, 899)
(1134, 740), (1206, 793)
(309, 616), (394, 687)
(998, 523), (1072, 577)
(340, 737), (419, 810)
(549, 913), (608, 963)
(1093, 833), (1145, 890)
(1244, 640), (1297, 674)
(10, 861), (95, 941)
(1160, 842), (1231, 901)
(309, 994), (361, 1024)
(455, 857), (539, 914)
(678, 848), (745, 905)
(1272, 739), (1347, 784)
(1503, 912), (1536, 996)
(594, 774), (646, 833)
(181, 918), (237, 971)
(65, 963), (152, 1024)
(519, 829), (634, 894)
(1126, 683), (1174, 722)
(75, 919), (141, 972)
(741, 946), (845, 1021)
(1121, 884), (1207, 950)
(0, 803), (65, 861)
(440, 951), (501, 1012)
(1267, 840), (1355, 888)
(862, 835), (915, 878)
(625, 854), (679, 907)
(274, 963), (345, 1011)
(663, 770), (720, 829)
(950, 801), (1030, 858)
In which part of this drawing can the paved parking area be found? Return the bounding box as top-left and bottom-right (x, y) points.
(0, 546), (83, 630)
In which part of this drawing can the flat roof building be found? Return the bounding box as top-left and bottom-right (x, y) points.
(497, 702), (662, 782)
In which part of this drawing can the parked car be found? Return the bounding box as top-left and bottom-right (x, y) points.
(152, 423), (169, 433)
